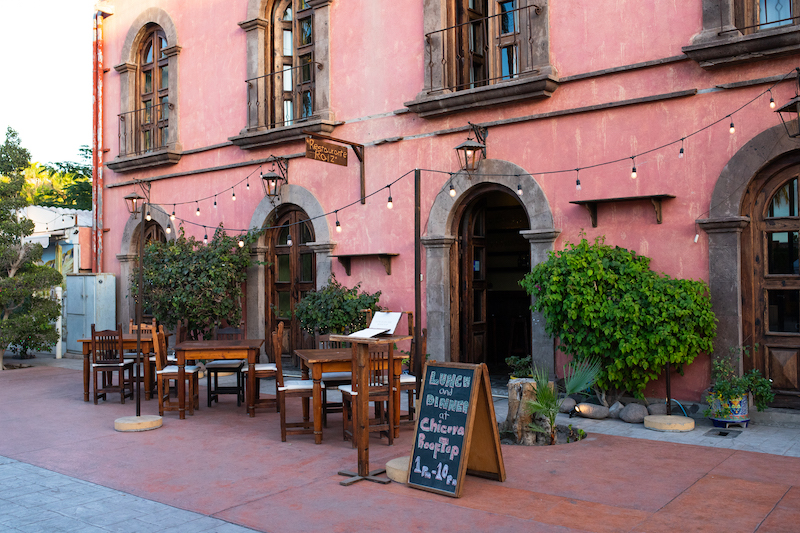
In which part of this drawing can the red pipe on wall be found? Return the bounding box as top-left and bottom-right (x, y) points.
(92, 12), (107, 273)
(92, 14), (98, 273)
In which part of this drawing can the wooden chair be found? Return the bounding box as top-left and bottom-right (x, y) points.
(152, 325), (200, 416)
(340, 342), (396, 446)
(91, 324), (134, 404)
(399, 328), (426, 422)
(206, 326), (245, 407)
(243, 332), (279, 412)
(317, 334), (351, 427)
(128, 318), (157, 400)
(276, 322), (319, 441)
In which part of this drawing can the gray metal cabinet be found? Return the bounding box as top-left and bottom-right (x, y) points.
(65, 273), (116, 353)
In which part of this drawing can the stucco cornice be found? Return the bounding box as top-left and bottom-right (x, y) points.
(238, 17), (268, 31)
(697, 216), (750, 233)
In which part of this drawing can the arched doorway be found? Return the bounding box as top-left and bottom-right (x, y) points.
(741, 154), (800, 407)
(266, 204), (316, 357)
(454, 187), (531, 373)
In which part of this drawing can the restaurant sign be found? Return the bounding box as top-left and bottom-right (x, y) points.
(305, 137), (348, 166)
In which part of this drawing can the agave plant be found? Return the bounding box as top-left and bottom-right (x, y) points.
(527, 357), (601, 445)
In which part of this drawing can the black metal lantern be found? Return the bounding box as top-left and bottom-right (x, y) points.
(261, 157), (289, 199)
(454, 122), (488, 172)
(776, 68), (800, 139)
(124, 191), (145, 217)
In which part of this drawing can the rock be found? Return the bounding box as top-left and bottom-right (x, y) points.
(608, 401), (624, 419)
(576, 403), (609, 419)
(648, 402), (667, 415)
(620, 403), (649, 423)
(559, 397), (577, 413)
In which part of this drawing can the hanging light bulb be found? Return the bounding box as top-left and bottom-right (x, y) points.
(387, 186), (393, 209)
(679, 139), (685, 159)
(287, 233), (293, 246)
(631, 157), (637, 179)
(335, 211), (342, 233)
(145, 209), (152, 221)
(770, 90), (776, 109)
(246, 179), (250, 191)
(203, 229), (208, 244)
(729, 117), (735, 134)
(517, 184), (523, 196)
(166, 222), (172, 235)
(196, 202), (201, 217)
(214, 196), (218, 209)
(449, 182), (456, 197)
(575, 169), (581, 191)
(170, 205), (176, 221)
(238, 239), (245, 248)
(232, 188), (236, 201)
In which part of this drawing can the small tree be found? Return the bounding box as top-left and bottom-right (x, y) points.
(294, 274), (381, 335)
(134, 225), (255, 340)
(520, 236), (716, 404)
(0, 128), (63, 363)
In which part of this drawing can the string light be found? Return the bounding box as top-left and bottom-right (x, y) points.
(246, 178), (250, 191)
(679, 138), (684, 159)
(170, 205), (176, 221)
(769, 90), (776, 109)
(145, 209), (152, 221)
(232, 188), (236, 201)
(517, 184), (523, 196)
(196, 202), (200, 217)
(575, 169), (581, 191)
(335, 210), (342, 233)
(631, 157), (637, 179)
(387, 186), (393, 209)
(286, 232), (293, 246)
(166, 222), (172, 234)
(238, 239), (245, 248)
(203, 228), (208, 244)
(729, 116), (735, 134)
(214, 195), (217, 209)
(449, 182), (456, 197)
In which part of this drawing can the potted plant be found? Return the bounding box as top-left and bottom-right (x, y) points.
(704, 345), (774, 427)
(505, 355), (533, 378)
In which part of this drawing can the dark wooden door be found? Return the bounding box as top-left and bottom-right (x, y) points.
(268, 208), (315, 358)
(745, 168), (800, 402)
(460, 198), (487, 365)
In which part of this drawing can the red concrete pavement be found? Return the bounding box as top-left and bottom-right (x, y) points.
(2, 365), (798, 532)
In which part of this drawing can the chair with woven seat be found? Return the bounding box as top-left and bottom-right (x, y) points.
(316, 334), (351, 427)
(399, 327), (426, 422)
(206, 326), (245, 407)
(91, 324), (134, 404)
(152, 325), (200, 416)
(340, 341), (396, 446)
(276, 322), (320, 441)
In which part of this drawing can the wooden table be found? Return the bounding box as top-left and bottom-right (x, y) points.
(78, 333), (163, 402)
(174, 339), (264, 419)
(293, 348), (353, 445)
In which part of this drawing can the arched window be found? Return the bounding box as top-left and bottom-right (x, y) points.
(138, 26), (169, 153)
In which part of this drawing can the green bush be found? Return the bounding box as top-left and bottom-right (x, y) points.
(294, 275), (381, 335)
(520, 236), (716, 401)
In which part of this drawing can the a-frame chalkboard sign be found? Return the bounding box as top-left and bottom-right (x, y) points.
(407, 362), (505, 497)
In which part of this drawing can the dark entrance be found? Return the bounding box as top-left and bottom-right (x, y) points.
(455, 187), (530, 374)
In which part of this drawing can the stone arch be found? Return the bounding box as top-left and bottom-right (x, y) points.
(245, 184), (336, 350)
(119, 8), (180, 62)
(699, 120), (800, 362)
(116, 203), (176, 330)
(424, 159), (560, 375)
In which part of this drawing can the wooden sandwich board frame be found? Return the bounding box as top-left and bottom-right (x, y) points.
(407, 361), (505, 497)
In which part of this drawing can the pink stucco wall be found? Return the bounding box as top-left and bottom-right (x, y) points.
(100, 0), (800, 402)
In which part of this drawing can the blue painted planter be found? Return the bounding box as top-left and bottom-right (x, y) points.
(709, 394), (750, 427)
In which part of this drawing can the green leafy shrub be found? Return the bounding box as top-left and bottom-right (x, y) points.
(520, 236), (716, 402)
(294, 274), (381, 335)
(505, 355), (532, 378)
(705, 345), (774, 418)
(133, 225), (256, 340)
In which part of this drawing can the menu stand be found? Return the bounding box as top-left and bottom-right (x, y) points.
(330, 334), (411, 486)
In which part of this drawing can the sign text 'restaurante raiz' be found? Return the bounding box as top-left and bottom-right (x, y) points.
(305, 137), (348, 166)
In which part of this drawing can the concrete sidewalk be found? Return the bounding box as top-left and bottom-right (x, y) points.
(2, 354), (800, 532)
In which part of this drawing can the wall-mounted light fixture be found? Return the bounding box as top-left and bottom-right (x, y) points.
(776, 68), (800, 139)
(455, 122), (488, 172)
(261, 156), (289, 199)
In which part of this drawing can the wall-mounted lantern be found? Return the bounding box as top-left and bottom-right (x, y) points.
(455, 122), (488, 172)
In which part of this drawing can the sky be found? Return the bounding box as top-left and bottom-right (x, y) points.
(0, 0), (97, 165)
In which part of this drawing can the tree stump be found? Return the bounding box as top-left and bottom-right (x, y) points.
(500, 378), (538, 444)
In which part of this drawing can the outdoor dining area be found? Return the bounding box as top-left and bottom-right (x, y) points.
(77, 311), (427, 451)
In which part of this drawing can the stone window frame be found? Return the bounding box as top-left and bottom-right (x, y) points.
(683, 0), (800, 68)
(230, 0), (335, 150)
(109, 8), (182, 173)
(405, 0), (558, 118)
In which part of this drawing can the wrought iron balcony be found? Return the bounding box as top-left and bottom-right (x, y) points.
(245, 61), (323, 131)
(118, 102), (173, 157)
(425, 3), (541, 94)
